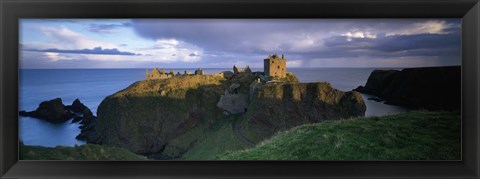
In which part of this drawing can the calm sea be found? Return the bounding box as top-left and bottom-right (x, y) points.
(19, 68), (409, 147)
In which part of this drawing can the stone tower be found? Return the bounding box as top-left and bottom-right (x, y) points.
(264, 53), (286, 78)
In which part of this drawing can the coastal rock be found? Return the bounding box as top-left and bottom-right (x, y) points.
(19, 98), (73, 123)
(245, 82), (366, 141)
(354, 66), (460, 111)
(19, 98), (98, 130)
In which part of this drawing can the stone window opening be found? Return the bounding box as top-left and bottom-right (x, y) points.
(278, 65), (280, 69)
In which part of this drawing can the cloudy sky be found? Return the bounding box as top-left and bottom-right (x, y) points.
(20, 19), (461, 69)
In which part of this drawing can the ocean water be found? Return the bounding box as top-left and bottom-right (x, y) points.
(19, 68), (409, 147)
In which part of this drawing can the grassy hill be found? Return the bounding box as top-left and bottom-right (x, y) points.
(20, 143), (147, 160)
(219, 111), (460, 160)
(162, 114), (250, 160)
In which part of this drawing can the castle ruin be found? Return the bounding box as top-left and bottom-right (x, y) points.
(146, 67), (204, 80)
(264, 54), (287, 78)
(146, 68), (175, 80)
(233, 65), (252, 75)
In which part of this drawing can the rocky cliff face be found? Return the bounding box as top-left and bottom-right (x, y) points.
(245, 82), (366, 141)
(89, 75), (226, 154)
(354, 66), (461, 111)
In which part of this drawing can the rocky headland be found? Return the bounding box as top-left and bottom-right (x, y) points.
(354, 66), (461, 111)
(80, 70), (366, 157)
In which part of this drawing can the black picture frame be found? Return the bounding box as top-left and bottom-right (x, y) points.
(1, 0), (479, 178)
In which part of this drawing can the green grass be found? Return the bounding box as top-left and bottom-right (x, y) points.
(218, 111), (460, 160)
(20, 143), (147, 160)
(163, 114), (251, 160)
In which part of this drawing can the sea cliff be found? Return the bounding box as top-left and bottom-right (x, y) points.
(354, 66), (460, 111)
(85, 72), (366, 157)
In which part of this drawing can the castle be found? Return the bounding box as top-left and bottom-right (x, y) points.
(146, 53), (287, 81)
(264, 54), (286, 78)
(146, 68), (204, 80)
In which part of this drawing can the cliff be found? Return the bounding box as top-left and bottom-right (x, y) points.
(354, 66), (461, 111)
(244, 82), (366, 142)
(87, 72), (366, 158)
(88, 75), (226, 154)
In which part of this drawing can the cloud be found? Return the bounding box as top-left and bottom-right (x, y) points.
(25, 47), (141, 56)
(154, 39), (180, 49)
(88, 22), (132, 34)
(385, 20), (456, 36)
(31, 26), (117, 50)
(323, 30), (460, 56)
(41, 52), (74, 61)
(131, 19), (460, 56)
(20, 19), (461, 68)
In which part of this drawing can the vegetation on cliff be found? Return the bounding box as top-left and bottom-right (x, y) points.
(220, 111), (460, 160)
(20, 143), (146, 160)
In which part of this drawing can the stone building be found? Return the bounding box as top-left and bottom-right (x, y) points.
(146, 68), (175, 80)
(264, 54), (287, 78)
(195, 68), (204, 75)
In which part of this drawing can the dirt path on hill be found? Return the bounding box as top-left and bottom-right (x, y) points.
(233, 115), (255, 147)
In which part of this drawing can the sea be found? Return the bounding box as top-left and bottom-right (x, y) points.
(19, 68), (410, 147)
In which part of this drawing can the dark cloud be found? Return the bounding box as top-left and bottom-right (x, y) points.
(118, 44), (128, 47)
(322, 30), (461, 59)
(189, 52), (199, 57)
(131, 19), (461, 55)
(88, 22), (132, 34)
(25, 47), (141, 56)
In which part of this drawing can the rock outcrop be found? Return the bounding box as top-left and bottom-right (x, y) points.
(19, 98), (96, 124)
(217, 83), (249, 114)
(245, 82), (366, 141)
(354, 66), (460, 111)
(19, 98), (72, 123)
(88, 75), (226, 154)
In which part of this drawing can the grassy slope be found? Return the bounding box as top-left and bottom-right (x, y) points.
(219, 111), (460, 160)
(162, 114), (250, 160)
(20, 143), (147, 160)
